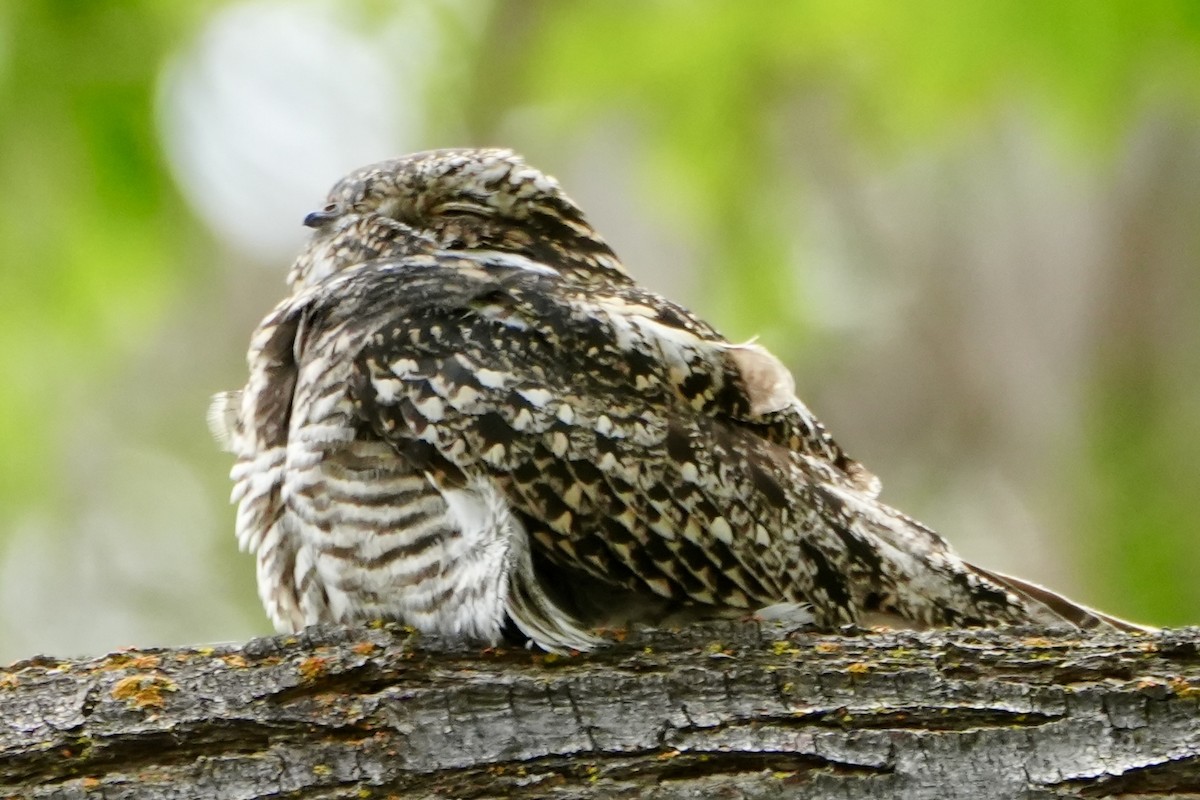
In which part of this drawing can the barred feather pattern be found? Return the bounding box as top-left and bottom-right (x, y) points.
(213, 148), (1145, 651)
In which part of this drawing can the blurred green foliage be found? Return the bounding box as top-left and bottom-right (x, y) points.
(1, 0), (1197, 644)
(0, 2), (209, 505)
(519, 0), (1200, 333)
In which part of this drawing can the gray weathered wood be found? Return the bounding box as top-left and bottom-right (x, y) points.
(2, 622), (1198, 799)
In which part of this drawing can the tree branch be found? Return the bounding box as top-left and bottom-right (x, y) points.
(3, 621), (1199, 798)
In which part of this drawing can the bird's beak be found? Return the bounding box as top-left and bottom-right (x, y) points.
(303, 209), (339, 228)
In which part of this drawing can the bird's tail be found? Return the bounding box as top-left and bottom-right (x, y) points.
(965, 561), (1154, 634)
(817, 484), (1153, 633)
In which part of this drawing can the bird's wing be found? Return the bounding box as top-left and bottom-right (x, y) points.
(327, 255), (893, 622)
(223, 269), (599, 648)
(295, 254), (1129, 635)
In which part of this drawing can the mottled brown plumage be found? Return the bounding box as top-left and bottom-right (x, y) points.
(212, 148), (1145, 650)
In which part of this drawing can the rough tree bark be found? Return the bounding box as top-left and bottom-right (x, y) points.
(2, 621), (1198, 799)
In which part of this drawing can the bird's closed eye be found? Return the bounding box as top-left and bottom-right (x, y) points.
(432, 201), (492, 218)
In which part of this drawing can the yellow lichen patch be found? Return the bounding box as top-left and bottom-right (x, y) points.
(357, 789), (372, 799)
(298, 656), (329, 683)
(220, 654), (249, 669)
(110, 675), (177, 710)
(312, 764), (332, 777)
(771, 641), (800, 657)
(655, 750), (681, 761)
(1020, 637), (1056, 648)
(351, 641), (377, 656)
(813, 642), (841, 654)
(0, 673), (17, 690)
(1169, 677), (1200, 698)
(847, 662), (870, 675)
(101, 653), (138, 671)
(705, 641), (735, 657)
(196, 647), (215, 657)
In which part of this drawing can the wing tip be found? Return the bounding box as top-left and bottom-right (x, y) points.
(970, 563), (1155, 634)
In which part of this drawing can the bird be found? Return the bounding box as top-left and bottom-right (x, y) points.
(210, 147), (1145, 651)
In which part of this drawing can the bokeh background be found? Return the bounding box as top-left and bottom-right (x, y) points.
(2, 1), (1198, 662)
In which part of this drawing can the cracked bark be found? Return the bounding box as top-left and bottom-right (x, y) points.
(2, 621), (1199, 799)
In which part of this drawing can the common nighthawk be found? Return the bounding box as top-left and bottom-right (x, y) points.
(210, 148), (1143, 650)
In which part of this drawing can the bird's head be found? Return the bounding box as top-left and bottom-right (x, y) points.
(289, 148), (626, 291)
